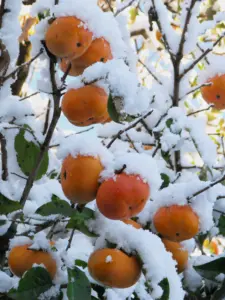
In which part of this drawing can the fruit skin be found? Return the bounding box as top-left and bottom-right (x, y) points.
(162, 239), (188, 273)
(201, 74), (225, 110)
(61, 85), (109, 127)
(60, 38), (112, 77)
(88, 248), (142, 288)
(123, 219), (142, 229)
(153, 205), (199, 242)
(61, 154), (103, 204)
(45, 16), (93, 59)
(8, 243), (57, 279)
(96, 173), (150, 220)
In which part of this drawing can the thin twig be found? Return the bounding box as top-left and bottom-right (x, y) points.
(187, 105), (213, 116)
(138, 59), (163, 85)
(107, 109), (154, 148)
(187, 173), (225, 201)
(126, 133), (139, 153)
(19, 91), (39, 101)
(11, 172), (27, 180)
(183, 83), (212, 98)
(104, 0), (114, 13)
(180, 34), (225, 79)
(43, 99), (51, 135)
(2, 49), (43, 83)
(115, 0), (136, 16)
(0, 133), (8, 180)
(66, 229), (75, 251)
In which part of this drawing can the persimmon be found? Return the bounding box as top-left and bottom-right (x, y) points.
(8, 242), (56, 279)
(123, 219), (142, 229)
(61, 85), (109, 127)
(153, 205), (199, 242)
(201, 74), (225, 110)
(61, 154), (103, 204)
(162, 239), (188, 273)
(60, 58), (86, 77)
(96, 173), (150, 220)
(156, 30), (162, 41)
(88, 248), (142, 288)
(45, 16), (93, 59)
(60, 38), (112, 77)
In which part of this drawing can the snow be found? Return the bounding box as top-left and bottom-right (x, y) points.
(57, 134), (113, 169)
(89, 211), (185, 300)
(105, 255), (112, 263)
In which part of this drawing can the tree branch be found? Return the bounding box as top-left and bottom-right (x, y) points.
(19, 57), (61, 207)
(180, 34), (225, 79)
(0, 133), (8, 181)
(187, 105), (213, 116)
(107, 109), (154, 148)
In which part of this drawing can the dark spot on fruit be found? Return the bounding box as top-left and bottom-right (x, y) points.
(77, 42), (82, 47)
(64, 171), (67, 180)
(176, 232), (180, 237)
(100, 57), (104, 62)
(216, 94), (221, 99)
(129, 206), (132, 210)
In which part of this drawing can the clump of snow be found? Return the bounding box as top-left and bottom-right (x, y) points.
(67, 59), (151, 116)
(9, 236), (32, 249)
(89, 211), (185, 300)
(100, 152), (162, 196)
(29, 231), (51, 251)
(57, 134), (113, 169)
(105, 255), (112, 263)
(0, 271), (18, 293)
(186, 117), (217, 167)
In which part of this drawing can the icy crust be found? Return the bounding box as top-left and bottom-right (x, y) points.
(100, 152), (162, 196)
(89, 212), (185, 300)
(67, 59), (151, 116)
(57, 135), (113, 168)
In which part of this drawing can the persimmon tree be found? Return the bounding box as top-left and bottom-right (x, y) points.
(1, 0), (225, 299)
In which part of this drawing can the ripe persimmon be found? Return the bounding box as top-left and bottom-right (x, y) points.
(61, 154), (103, 204)
(153, 205), (199, 242)
(88, 248), (142, 288)
(8, 242), (56, 279)
(162, 238), (188, 273)
(60, 58), (86, 77)
(60, 38), (112, 77)
(201, 74), (225, 110)
(123, 219), (142, 229)
(61, 85), (110, 127)
(96, 173), (150, 220)
(45, 16), (93, 59)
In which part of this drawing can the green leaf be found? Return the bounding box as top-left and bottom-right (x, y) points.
(15, 128), (49, 181)
(37, 9), (50, 21)
(107, 94), (122, 124)
(75, 259), (88, 269)
(0, 219), (7, 226)
(67, 208), (97, 237)
(161, 150), (171, 165)
(218, 215), (225, 236)
(67, 267), (91, 300)
(160, 173), (170, 189)
(211, 279), (225, 300)
(166, 118), (173, 129)
(157, 278), (170, 300)
(194, 257), (225, 280)
(0, 193), (22, 214)
(35, 194), (73, 217)
(8, 267), (53, 300)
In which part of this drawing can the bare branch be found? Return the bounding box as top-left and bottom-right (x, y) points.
(107, 109), (154, 148)
(138, 59), (163, 85)
(180, 34), (225, 79)
(66, 229), (75, 251)
(126, 133), (139, 153)
(187, 105), (213, 116)
(115, 0), (136, 17)
(183, 82), (212, 98)
(43, 99), (51, 135)
(19, 91), (40, 101)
